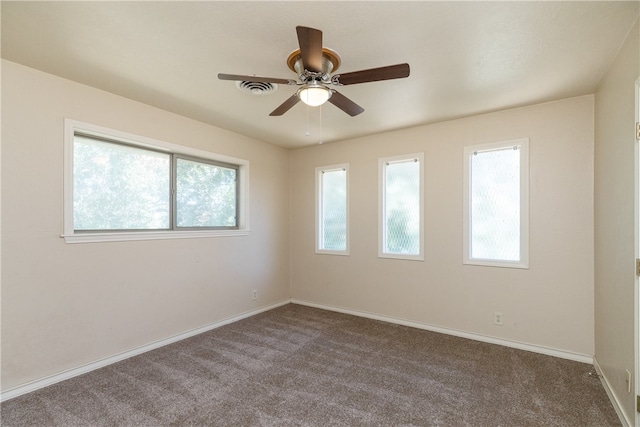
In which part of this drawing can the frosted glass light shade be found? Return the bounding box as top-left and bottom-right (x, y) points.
(298, 84), (331, 107)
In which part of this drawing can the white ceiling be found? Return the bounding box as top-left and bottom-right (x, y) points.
(2, 1), (638, 149)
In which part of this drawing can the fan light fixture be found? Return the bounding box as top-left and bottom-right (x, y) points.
(298, 83), (332, 107)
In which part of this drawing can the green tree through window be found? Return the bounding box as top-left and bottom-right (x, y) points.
(73, 134), (239, 232)
(74, 136), (170, 230)
(176, 158), (237, 228)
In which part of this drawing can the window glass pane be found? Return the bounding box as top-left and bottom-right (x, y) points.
(385, 160), (420, 255)
(470, 148), (520, 261)
(176, 158), (237, 228)
(73, 136), (170, 230)
(320, 169), (347, 251)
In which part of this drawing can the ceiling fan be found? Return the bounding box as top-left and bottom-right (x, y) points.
(218, 26), (410, 117)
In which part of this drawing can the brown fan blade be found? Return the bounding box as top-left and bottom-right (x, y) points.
(296, 26), (323, 73)
(333, 63), (410, 86)
(328, 90), (364, 116)
(218, 73), (297, 85)
(269, 94), (301, 116)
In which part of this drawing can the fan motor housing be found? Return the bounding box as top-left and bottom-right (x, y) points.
(287, 48), (341, 80)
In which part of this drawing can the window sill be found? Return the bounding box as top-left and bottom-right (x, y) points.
(315, 250), (350, 256)
(61, 229), (250, 244)
(463, 259), (529, 269)
(378, 253), (424, 261)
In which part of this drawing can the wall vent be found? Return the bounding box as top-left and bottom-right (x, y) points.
(235, 80), (278, 95)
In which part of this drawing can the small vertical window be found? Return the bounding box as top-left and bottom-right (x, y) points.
(316, 164), (349, 254)
(463, 139), (529, 268)
(379, 153), (424, 260)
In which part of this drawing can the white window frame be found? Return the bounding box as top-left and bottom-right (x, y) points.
(63, 119), (250, 243)
(378, 152), (425, 261)
(315, 163), (350, 255)
(463, 138), (529, 269)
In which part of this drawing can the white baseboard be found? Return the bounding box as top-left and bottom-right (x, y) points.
(0, 300), (290, 402)
(593, 356), (634, 427)
(0, 299), (598, 404)
(291, 299), (594, 364)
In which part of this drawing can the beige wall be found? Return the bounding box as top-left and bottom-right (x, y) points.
(594, 18), (639, 424)
(290, 95), (595, 357)
(4, 30), (635, 410)
(1, 60), (291, 391)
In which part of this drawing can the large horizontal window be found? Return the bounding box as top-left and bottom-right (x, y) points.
(64, 119), (249, 243)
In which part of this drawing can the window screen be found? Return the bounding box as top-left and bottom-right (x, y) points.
(470, 147), (521, 261)
(317, 165), (348, 253)
(379, 153), (424, 260)
(464, 139), (529, 268)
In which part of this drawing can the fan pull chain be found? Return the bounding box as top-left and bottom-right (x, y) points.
(303, 104), (324, 144)
(318, 105), (323, 144)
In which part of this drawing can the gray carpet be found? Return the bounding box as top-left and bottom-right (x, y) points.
(1, 304), (620, 426)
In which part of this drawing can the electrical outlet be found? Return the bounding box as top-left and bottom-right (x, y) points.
(494, 312), (504, 326)
(625, 369), (631, 393)
(252, 290), (258, 300)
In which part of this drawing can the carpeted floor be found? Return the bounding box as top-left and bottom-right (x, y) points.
(1, 303), (621, 426)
